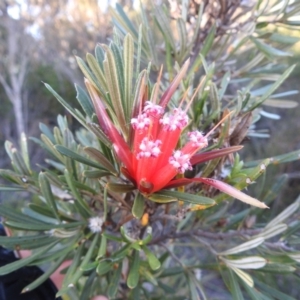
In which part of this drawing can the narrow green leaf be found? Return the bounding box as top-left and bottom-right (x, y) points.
(132, 193), (145, 219)
(75, 84), (94, 118)
(107, 262), (122, 298)
(97, 235), (107, 260)
(218, 237), (265, 255)
(61, 243), (85, 291)
(250, 65), (296, 110)
(56, 145), (106, 170)
(69, 234), (100, 285)
(80, 271), (97, 300)
(0, 234), (57, 250)
(0, 186), (25, 191)
(0, 205), (47, 225)
(0, 242), (57, 275)
(44, 83), (87, 128)
(96, 260), (113, 276)
(123, 34), (134, 122)
(23, 250), (69, 293)
(103, 46), (127, 137)
(254, 278), (296, 300)
(86, 122), (112, 148)
(107, 183), (136, 193)
(22, 207), (58, 225)
(39, 123), (55, 143)
(228, 269), (244, 300)
(201, 24), (216, 57)
(255, 223), (288, 239)
(20, 133), (31, 173)
(84, 146), (117, 174)
(11, 150), (31, 175)
(152, 190), (215, 206)
(222, 257), (266, 269)
(4, 220), (85, 231)
(83, 170), (111, 178)
(250, 36), (292, 58)
(127, 250), (140, 289)
(229, 266), (253, 287)
(142, 245), (161, 270)
(154, 6), (175, 51)
(39, 172), (60, 221)
(64, 169), (91, 218)
(86, 53), (107, 93)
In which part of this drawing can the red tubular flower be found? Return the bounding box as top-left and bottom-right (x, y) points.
(86, 60), (268, 209)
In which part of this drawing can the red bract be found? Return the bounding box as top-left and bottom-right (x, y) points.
(86, 61), (268, 209)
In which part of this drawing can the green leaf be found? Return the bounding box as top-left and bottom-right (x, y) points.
(254, 223), (287, 240)
(97, 235), (107, 260)
(86, 53), (107, 93)
(20, 133), (31, 173)
(86, 122), (112, 148)
(222, 257), (266, 269)
(254, 278), (296, 300)
(75, 84), (94, 118)
(96, 260), (113, 276)
(39, 123), (55, 143)
(127, 250), (140, 289)
(63, 169), (91, 218)
(0, 234), (58, 250)
(107, 262), (122, 298)
(0, 205), (47, 225)
(250, 65), (296, 110)
(103, 46), (127, 137)
(153, 5), (175, 51)
(4, 220), (85, 231)
(229, 266), (253, 287)
(39, 172), (60, 221)
(80, 271), (97, 300)
(201, 24), (216, 57)
(0, 242), (58, 275)
(123, 34), (134, 122)
(150, 190), (215, 206)
(0, 185), (26, 191)
(55, 145), (106, 170)
(250, 37), (292, 58)
(69, 234), (100, 286)
(228, 269), (244, 300)
(142, 245), (161, 270)
(107, 183), (136, 193)
(218, 237), (265, 255)
(84, 146), (117, 174)
(83, 170), (111, 178)
(44, 83), (87, 128)
(21, 207), (58, 225)
(23, 250), (69, 293)
(132, 193), (145, 219)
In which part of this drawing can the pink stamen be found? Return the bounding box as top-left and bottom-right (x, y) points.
(188, 131), (208, 148)
(169, 150), (192, 173)
(160, 108), (188, 131)
(143, 101), (164, 117)
(137, 138), (162, 159)
(131, 113), (151, 130)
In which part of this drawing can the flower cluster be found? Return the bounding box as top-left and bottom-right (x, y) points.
(130, 101), (207, 194)
(86, 60), (268, 208)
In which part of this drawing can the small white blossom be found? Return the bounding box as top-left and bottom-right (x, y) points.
(88, 216), (103, 233)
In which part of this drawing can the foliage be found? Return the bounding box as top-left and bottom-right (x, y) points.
(1, 1), (300, 299)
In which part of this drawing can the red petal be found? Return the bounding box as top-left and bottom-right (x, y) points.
(190, 146), (243, 166)
(86, 79), (133, 172)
